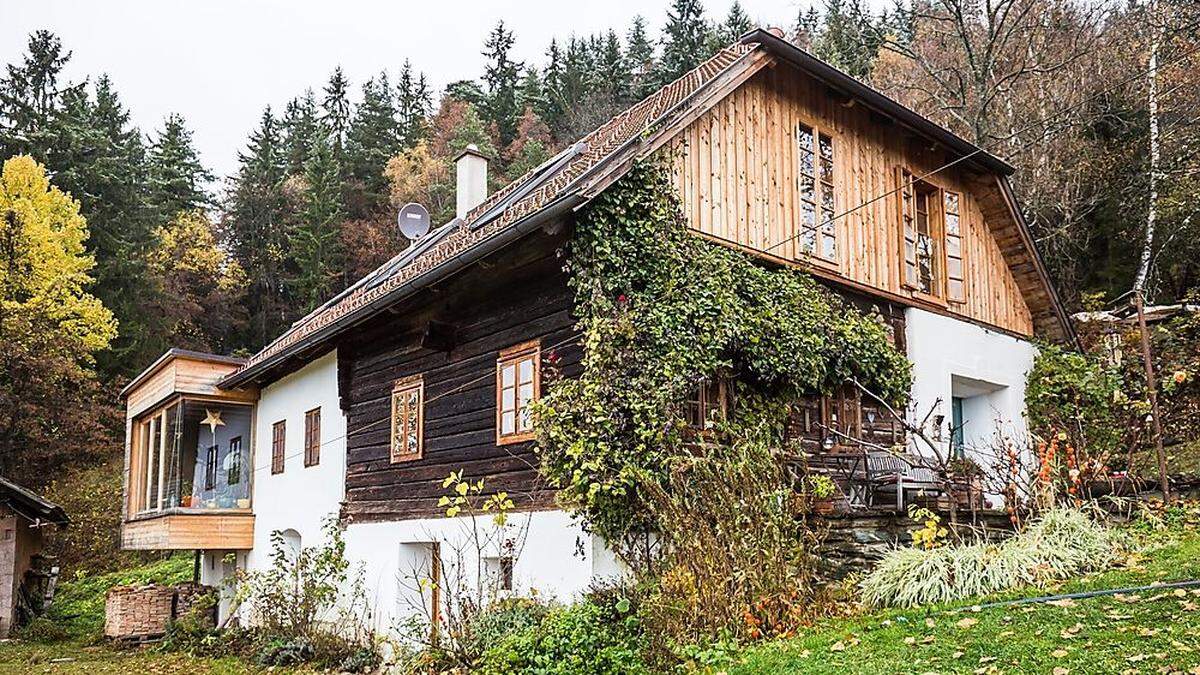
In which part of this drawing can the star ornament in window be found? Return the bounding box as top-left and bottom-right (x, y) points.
(202, 409), (225, 436)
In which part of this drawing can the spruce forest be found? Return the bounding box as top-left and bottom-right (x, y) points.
(1, 0), (1197, 572)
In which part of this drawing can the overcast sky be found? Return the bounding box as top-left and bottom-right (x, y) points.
(2, 0), (818, 181)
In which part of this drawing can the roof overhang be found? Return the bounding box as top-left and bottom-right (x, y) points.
(120, 348), (247, 399)
(741, 28), (1015, 177)
(0, 476), (69, 527)
(219, 194), (585, 389)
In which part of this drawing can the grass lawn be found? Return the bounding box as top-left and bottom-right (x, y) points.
(0, 554), (309, 674)
(732, 523), (1200, 674)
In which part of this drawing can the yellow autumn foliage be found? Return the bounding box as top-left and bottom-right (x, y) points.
(0, 155), (116, 354)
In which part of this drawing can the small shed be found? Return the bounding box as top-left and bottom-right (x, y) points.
(0, 476), (69, 637)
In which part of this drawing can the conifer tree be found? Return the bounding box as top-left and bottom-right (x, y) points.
(714, 1), (754, 47)
(812, 0), (880, 79)
(517, 67), (543, 118)
(538, 39), (566, 136)
(345, 72), (399, 215)
(482, 21), (522, 147)
(0, 30), (80, 160)
(659, 0), (713, 84)
(146, 113), (213, 221)
(625, 16), (658, 102)
(396, 60), (431, 148)
(597, 30), (630, 105)
(281, 90), (319, 176)
(223, 107), (290, 346)
(320, 67), (351, 158)
(289, 133), (345, 310)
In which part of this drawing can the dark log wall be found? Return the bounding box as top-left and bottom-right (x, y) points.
(333, 225), (907, 524)
(337, 231), (580, 522)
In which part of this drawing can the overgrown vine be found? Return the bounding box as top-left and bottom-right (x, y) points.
(532, 159), (911, 544)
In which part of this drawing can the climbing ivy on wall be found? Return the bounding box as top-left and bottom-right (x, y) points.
(533, 160), (912, 542)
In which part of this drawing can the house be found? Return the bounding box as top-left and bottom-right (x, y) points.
(0, 476), (69, 637)
(116, 28), (1072, 630)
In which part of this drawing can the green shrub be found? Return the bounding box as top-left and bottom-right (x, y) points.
(478, 597), (646, 675)
(459, 597), (552, 659)
(15, 616), (69, 643)
(861, 508), (1116, 608)
(46, 553), (192, 641)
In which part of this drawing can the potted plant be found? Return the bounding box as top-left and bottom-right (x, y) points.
(947, 457), (984, 509)
(807, 474), (848, 515)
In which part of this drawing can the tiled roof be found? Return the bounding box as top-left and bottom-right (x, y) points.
(223, 42), (758, 386)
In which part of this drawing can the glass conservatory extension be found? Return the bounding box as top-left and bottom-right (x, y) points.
(128, 398), (253, 514)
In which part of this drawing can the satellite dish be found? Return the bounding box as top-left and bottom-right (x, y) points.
(397, 202), (431, 240)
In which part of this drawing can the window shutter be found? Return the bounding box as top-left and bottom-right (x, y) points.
(899, 168), (918, 288)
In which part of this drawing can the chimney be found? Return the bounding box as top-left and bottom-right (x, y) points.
(454, 144), (489, 219)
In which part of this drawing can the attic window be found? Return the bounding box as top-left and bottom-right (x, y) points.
(796, 122), (837, 263)
(899, 168), (942, 297)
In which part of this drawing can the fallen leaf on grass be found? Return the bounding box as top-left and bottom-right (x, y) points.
(957, 617), (979, 629)
(1052, 649), (1070, 658)
(831, 641), (846, 652)
(1060, 623), (1084, 639)
(1053, 668), (1069, 675)
(1048, 598), (1077, 608)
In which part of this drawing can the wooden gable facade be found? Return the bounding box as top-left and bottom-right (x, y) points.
(668, 62), (1036, 337)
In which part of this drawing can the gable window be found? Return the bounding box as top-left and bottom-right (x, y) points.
(497, 340), (540, 444)
(304, 407), (321, 467)
(899, 169), (943, 297)
(271, 420), (285, 475)
(944, 190), (965, 303)
(796, 122), (837, 262)
(685, 374), (734, 430)
(391, 375), (424, 462)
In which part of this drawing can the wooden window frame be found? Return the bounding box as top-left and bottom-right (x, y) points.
(898, 167), (948, 305)
(390, 375), (425, 463)
(685, 374), (734, 432)
(794, 121), (839, 266)
(943, 189), (966, 304)
(304, 407), (321, 467)
(821, 384), (863, 448)
(271, 420), (286, 475)
(496, 340), (541, 446)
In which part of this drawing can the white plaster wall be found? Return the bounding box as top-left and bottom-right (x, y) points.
(245, 350), (347, 567)
(904, 307), (1038, 463)
(342, 509), (619, 635)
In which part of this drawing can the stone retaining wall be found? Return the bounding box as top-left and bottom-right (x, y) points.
(818, 509), (1016, 578)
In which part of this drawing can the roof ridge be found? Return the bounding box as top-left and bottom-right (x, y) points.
(223, 43), (758, 386)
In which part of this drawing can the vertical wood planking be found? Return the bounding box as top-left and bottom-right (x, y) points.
(666, 65), (1035, 337)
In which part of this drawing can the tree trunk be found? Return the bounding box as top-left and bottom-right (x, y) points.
(1133, 0), (1170, 501)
